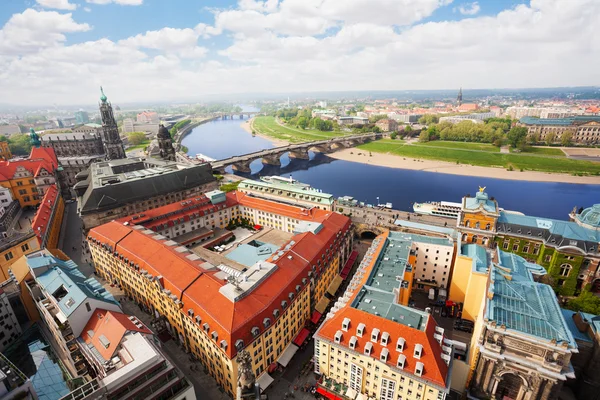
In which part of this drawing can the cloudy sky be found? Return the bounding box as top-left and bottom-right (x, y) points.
(0, 0), (598, 106)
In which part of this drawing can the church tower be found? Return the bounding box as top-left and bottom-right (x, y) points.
(457, 87), (463, 106)
(98, 87), (126, 160)
(157, 124), (176, 161)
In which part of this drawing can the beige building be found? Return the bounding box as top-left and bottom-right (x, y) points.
(411, 234), (454, 291)
(375, 119), (398, 132)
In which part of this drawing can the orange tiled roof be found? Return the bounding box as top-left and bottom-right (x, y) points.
(89, 194), (351, 359)
(229, 191), (333, 222)
(80, 309), (152, 361)
(0, 146), (58, 181)
(316, 306), (449, 388)
(32, 185), (59, 243)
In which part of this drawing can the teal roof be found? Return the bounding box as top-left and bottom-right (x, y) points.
(576, 204), (600, 229)
(498, 211), (600, 243)
(464, 191), (497, 213)
(560, 309), (593, 343)
(520, 116), (600, 126)
(225, 242), (280, 267)
(461, 244), (489, 273)
(351, 232), (447, 330)
(27, 252), (118, 317)
(486, 250), (576, 348)
(29, 128), (41, 148)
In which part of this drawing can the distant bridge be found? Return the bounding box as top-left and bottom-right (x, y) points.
(211, 111), (263, 120)
(212, 133), (381, 173)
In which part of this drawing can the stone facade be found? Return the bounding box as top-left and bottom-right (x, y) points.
(98, 88), (126, 160)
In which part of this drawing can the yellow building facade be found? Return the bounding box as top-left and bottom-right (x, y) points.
(0, 142), (11, 160)
(0, 234), (40, 277)
(448, 244), (490, 322)
(457, 188), (499, 247)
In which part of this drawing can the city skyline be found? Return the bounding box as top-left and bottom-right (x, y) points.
(1, 0), (599, 105)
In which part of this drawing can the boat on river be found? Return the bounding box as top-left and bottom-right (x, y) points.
(413, 201), (462, 219)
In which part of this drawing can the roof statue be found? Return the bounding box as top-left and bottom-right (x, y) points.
(236, 349), (262, 399)
(479, 186), (486, 193)
(157, 124), (170, 139)
(100, 86), (107, 103)
(29, 128), (41, 148)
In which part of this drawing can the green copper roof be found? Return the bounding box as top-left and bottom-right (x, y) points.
(29, 128), (41, 148)
(520, 116), (600, 126)
(464, 190), (497, 213)
(239, 178), (334, 204)
(100, 86), (107, 103)
(576, 204), (600, 229)
(486, 250), (576, 348)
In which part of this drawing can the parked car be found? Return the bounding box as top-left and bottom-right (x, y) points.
(454, 318), (474, 327)
(454, 319), (474, 333)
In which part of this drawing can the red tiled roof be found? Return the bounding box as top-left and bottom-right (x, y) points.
(316, 307), (449, 388)
(32, 185), (59, 243)
(0, 146), (58, 181)
(80, 309), (152, 361)
(89, 194), (352, 359)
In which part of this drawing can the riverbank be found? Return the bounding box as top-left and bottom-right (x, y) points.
(329, 148), (600, 184)
(239, 118), (289, 147)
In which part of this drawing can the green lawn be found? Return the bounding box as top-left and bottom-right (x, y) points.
(358, 140), (600, 175)
(421, 141), (501, 152)
(252, 116), (347, 143)
(125, 140), (150, 152)
(517, 146), (566, 156)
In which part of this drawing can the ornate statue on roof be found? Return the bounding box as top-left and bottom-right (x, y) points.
(237, 349), (263, 399)
(479, 186), (486, 193)
(29, 128), (41, 148)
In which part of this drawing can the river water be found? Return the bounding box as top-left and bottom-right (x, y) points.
(182, 115), (600, 220)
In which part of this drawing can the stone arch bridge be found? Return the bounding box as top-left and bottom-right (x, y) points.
(212, 133), (381, 173)
(212, 111), (263, 120)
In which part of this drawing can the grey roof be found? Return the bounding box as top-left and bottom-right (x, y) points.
(78, 158), (216, 213)
(42, 132), (100, 141)
(520, 116), (600, 126)
(497, 211), (600, 253)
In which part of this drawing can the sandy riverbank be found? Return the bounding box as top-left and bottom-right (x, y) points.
(329, 148), (600, 185)
(239, 118), (289, 147)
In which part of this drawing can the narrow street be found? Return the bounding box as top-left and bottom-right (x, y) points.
(58, 202), (94, 277)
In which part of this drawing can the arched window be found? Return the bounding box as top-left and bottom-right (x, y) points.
(472, 235), (478, 243)
(475, 222), (480, 229)
(465, 220), (470, 228)
(482, 237), (489, 246)
(559, 264), (572, 277)
(485, 223), (491, 231)
(462, 233), (468, 242)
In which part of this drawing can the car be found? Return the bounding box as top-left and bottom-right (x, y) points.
(454, 324), (473, 333)
(454, 318), (474, 327)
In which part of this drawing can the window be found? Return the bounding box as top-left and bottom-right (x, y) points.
(503, 242), (509, 250)
(559, 263), (572, 277)
(472, 235), (478, 243)
(21, 243), (30, 252)
(85, 302), (91, 312)
(4, 252), (13, 261)
(512, 244), (519, 251)
(380, 378), (396, 400)
(349, 363), (363, 392)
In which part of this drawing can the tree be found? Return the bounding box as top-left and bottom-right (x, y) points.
(528, 133), (540, 145)
(297, 116), (308, 129)
(127, 132), (147, 145)
(546, 131), (556, 145)
(390, 132), (397, 140)
(565, 291), (600, 314)
(404, 125), (413, 133)
(370, 114), (388, 123)
(418, 114), (439, 125)
(8, 134), (32, 155)
(506, 127), (528, 148)
(419, 130), (430, 142)
(561, 131), (573, 147)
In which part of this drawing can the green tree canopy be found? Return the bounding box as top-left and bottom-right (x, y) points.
(561, 131), (573, 147)
(506, 127), (528, 148)
(370, 114), (388, 123)
(297, 116), (308, 129)
(127, 132), (147, 145)
(565, 291), (600, 315)
(8, 134), (32, 155)
(418, 114), (439, 125)
(546, 131), (557, 145)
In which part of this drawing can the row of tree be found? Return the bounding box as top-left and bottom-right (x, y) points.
(169, 119), (191, 137)
(276, 109), (337, 132)
(0, 134), (32, 155)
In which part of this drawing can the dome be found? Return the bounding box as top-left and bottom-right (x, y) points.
(157, 124), (171, 139)
(100, 86), (107, 103)
(576, 204), (600, 229)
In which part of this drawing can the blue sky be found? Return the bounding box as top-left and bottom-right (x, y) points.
(0, 0), (596, 105)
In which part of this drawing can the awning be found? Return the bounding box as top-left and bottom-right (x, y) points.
(277, 344), (299, 367)
(310, 311), (322, 324)
(268, 363), (278, 373)
(316, 387), (344, 400)
(257, 372), (274, 392)
(327, 275), (344, 296)
(293, 328), (311, 346)
(315, 297), (330, 314)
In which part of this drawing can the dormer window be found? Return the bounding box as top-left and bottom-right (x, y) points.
(220, 340), (227, 350)
(357, 323), (365, 337)
(203, 323), (210, 332)
(371, 328), (380, 343)
(273, 309), (280, 318)
(235, 339), (244, 351)
(380, 348), (389, 362)
(289, 292), (295, 300)
(296, 284), (301, 292)
(415, 361), (424, 376)
(397, 354), (406, 369)
(281, 300), (288, 309)
(364, 342), (373, 356)
(334, 330), (343, 344)
(414, 343), (423, 359)
(251, 327), (260, 337)
(188, 309), (194, 317)
(195, 315), (201, 324)
(342, 317), (351, 332)
(263, 318), (271, 328)
(211, 331), (218, 341)
(381, 332), (390, 346)
(349, 336), (357, 350)
(396, 337), (405, 352)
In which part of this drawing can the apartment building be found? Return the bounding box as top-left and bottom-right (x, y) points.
(0, 352), (37, 400)
(31, 185), (64, 250)
(314, 232), (453, 400)
(87, 192), (352, 396)
(59, 310), (195, 400)
(519, 116), (600, 144)
(411, 235), (454, 291)
(0, 278), (23, 353)
(24, 250), (122, 378)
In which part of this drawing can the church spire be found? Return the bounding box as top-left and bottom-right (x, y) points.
(457, 87), (463, 106)
(98, 87), (126, 160)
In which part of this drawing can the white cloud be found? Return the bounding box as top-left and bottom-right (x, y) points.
(83, 7), (92, 12)
(85, 0), (143, 5)
(0, 0), (599, 106)
(0, 9), (90, 56)
(36, 0), (77, 10)
(458, 2), (480, 15)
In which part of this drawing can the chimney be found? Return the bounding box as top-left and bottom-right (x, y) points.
(573, 312), (590, 333)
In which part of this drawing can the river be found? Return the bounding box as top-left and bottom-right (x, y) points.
(182, 115), (600, 220)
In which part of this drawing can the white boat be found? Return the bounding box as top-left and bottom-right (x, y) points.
(195, 153), (216, 162)
(413, 201), (461, 219)
(260, 175), (312, 190)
